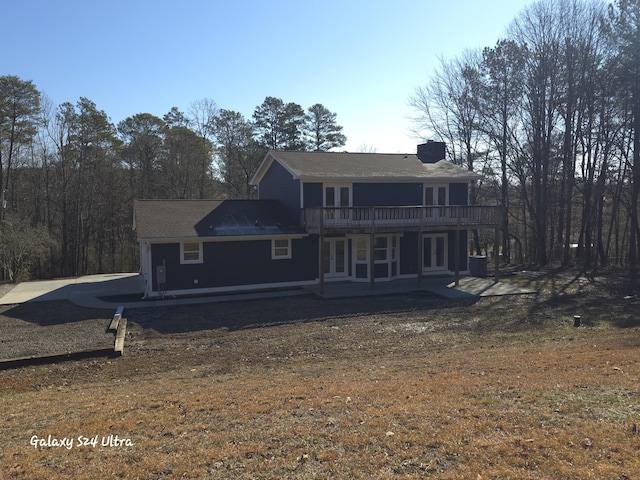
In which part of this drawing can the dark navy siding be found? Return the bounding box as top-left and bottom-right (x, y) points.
(258, 160), (301, 220)
(353, 183), (423, 207)
(447, 230), (469, 271)
(303, 183), (323, 208)
(151, 236), (318, 292)
(400, 232), (419, 275)
(374, 263), (389, 278)
(449, 183), (469, 205)
(150, 243), (181, 292)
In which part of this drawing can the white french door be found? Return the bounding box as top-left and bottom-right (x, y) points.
(424, 185), (448, 219)
(423, 234), (447, 272)
(324, 184), (351, 220)
(322, 238), (347, 277)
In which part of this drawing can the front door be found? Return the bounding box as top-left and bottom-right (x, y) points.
(322, 238), (347, 277)
(423, 234), (447, 272)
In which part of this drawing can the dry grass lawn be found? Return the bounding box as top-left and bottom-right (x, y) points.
(1, 268), (640, 479)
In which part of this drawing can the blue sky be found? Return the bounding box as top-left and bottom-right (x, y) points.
(5, 0), (532, 153)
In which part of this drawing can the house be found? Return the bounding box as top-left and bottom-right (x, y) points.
(133, 142), (501, 298)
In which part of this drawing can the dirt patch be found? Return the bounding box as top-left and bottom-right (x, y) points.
(0, 302), (114, 360)
(1, 268), (639, 479)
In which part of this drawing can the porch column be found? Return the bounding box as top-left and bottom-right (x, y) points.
(319, 212), (325, 294)
(369, 206), (375, 289)
(454, 216), (461, 286)
(494, 223), (500, 283)
(417, 229), (423, 287)
(417, 207), (424, 287)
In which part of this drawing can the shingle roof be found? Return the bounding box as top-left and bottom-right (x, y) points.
(133, 199), (303, 240)
(251, 150), (481, 184)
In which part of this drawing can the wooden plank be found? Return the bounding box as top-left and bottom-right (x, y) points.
(108, 306), (124, 331)
(114, 317), (127, 356)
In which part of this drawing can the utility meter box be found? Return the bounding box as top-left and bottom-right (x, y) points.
(156, 265), (166, 284)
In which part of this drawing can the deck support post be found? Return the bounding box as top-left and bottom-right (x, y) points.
(319, 211), (325, 295)
(369, 207), (375, 289)
(455, 214), (461, 286)
(494, 223), (500, 283)
(417, 207), (424, 287)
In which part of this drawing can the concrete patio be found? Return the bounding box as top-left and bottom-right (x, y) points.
(0, 273), (536, 309)
(306, 276), (536, 299)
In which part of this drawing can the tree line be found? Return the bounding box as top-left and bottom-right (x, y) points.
(0, 85), (346, 281)
(411, 0), (640, 290)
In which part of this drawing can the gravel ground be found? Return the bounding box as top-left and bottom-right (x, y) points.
(0, 301), (114, 360)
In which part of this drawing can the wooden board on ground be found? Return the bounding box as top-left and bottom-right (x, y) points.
(114, 317), (127, 355)
(108, 306), (124, 331)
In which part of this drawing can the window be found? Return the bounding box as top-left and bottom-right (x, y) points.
(424, 185), (449, 219)
(374, 236), (388, 261)
(180, 242), (202, 264)
(324, 184), (352, 220)
(272, 238), (292, 259)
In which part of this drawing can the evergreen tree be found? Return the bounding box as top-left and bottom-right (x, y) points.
(304, 104), (346, 151)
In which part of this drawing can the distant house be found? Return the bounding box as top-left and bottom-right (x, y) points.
(133, 143), (500, 298)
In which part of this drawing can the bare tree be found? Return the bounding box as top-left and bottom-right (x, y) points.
(509, 0), (565, 265)
(606, 0), (640, 292)
(188, 98), (219, 198)
(411, 50), (486, 254)
(478, 40), (527, 263)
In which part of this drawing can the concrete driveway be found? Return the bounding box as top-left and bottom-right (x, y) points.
(0, 273), (143, 309)
(0, 273), (307, 309)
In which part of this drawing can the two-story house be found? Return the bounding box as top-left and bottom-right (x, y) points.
(133, 142), (500, 298)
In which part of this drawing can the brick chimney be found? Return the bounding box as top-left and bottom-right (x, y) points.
(416, 141), (446, 164)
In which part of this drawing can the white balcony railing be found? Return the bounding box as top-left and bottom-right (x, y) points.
(304, 205), (500, 232)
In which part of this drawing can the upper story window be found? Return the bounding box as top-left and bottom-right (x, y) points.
(180, 242), (203, 264)
(424, 185), (448, 206)
(324, 184), (352, 220)
(324, 185), (351, 208)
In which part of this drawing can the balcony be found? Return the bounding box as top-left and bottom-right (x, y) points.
(303, 205), (501, 234)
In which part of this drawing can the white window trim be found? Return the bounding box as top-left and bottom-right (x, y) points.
(272, 238), (292, 260)
(180, 241), (203, 264)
